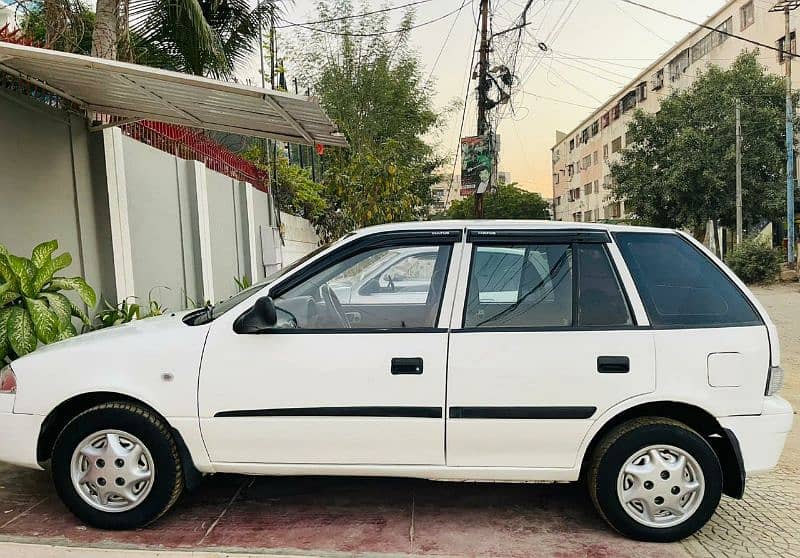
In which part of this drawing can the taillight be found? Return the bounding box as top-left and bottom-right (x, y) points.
(0, 365), (16, 394)
(765, 365), (784, 396)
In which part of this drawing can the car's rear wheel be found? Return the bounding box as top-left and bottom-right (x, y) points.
(52, 402), (184, 529)
(588, 417), (722, 542)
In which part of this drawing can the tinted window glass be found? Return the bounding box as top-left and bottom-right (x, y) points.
(576, 244), (633, 327)
(465, 244), (573, 328)
(273, 244), (451, 329)
(615, 232), (761, 327)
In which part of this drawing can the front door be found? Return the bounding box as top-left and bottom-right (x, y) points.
(198, 230), (462, 466)
(446, 229), (655, 468)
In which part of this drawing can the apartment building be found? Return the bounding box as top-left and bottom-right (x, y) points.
(551, 0), (798, 223)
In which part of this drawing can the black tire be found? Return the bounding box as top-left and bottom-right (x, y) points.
(51, 402), (184, 530)
(587, 417), (722, 542)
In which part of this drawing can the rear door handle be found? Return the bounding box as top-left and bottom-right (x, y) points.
(597, 356), (629, 373)
(391, 357), (423, 375)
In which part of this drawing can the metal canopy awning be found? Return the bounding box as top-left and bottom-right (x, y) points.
(0, 42), (348, 147)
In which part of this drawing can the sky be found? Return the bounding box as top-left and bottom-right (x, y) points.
(240, 0), (735, 196)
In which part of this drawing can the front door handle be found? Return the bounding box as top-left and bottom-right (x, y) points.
(391, 357), (423, 375)
(597, 356), (630, 373)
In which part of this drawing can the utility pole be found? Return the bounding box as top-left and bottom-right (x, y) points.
(735, 98), (743, 244)
(475, 0), (490, 219)
(257, 0), (266, 89)
(771, 1), (798, 264)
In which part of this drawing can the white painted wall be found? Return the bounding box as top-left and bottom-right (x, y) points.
(2, 87), (323, 314)
(280, 211), (321, 265)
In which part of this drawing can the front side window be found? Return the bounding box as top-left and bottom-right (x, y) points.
(615, 232), (761, 328)
(271, 244), (452, 330)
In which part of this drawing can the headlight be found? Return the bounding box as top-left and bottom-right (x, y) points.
(765, 365), (784, 396)
(0, 365), (16, 394)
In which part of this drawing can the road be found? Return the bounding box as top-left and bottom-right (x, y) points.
(0, 285), (796, 557)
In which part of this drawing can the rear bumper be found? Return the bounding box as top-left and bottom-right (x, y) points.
(719, 396), (794, 475)
(0, 412), (44, 470)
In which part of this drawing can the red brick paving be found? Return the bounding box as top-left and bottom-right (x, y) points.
(0, 464), (687, 557)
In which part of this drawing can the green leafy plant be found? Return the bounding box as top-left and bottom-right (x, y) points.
(726, 238), (782, 285)
(0, 240), (96, 362)
(94, 298), (142, 329)
(234, 275), (252, 292)
(92, 288), (169, 330)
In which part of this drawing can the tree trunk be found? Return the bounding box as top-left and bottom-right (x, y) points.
(91, 0), (120, 59)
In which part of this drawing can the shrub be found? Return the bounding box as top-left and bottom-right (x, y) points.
(0, 241), (96, 362)
(726, 238), (781, 284)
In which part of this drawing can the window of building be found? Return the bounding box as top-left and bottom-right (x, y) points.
(625, 132), (633, 146)
(591, 120), (600, 136)
(273, 244), (452, 329)
(741, 1), (754, 30)
(593, 151), (599, 165)
(691, 31), (714, 62)
(584, 183), (593, 196)
(611, 136), (623, 153)
(636, 81), (647, 102)
(569, 138), (575, 151)
(601, 112), (611, 128)
(581, 128), (590, 143)
(621, 90), (637, 112)
(651, 69), (664, 91)
(668, 49), (690, 81)
(611, 105), (621, 120)
(463, 244), (573, 328)
(555, 196), (561, 206)
(778, 31), (797, 64)
(603, 144), (609, 159)
(573, 211), (583, 222)
(714, 17), (732, 47)
(567, 164), (574, 177)
(582, 154), (592, 169)
(615, 232), (761, 328)
(593, 179), (599, 193)
(605, 201), (621, 219)
(553, 173), (559, 185)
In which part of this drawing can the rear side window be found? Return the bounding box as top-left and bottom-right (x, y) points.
(614, 232), (761, 328)
(463, 242), (632, 329)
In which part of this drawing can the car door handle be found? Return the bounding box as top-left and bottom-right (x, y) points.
(597, 356), (630, 373)
(391, 357), (423, 375)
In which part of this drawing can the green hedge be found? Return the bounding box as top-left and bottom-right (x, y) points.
(725, 238), (781, 285)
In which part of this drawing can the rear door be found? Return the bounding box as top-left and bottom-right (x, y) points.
(446, 229), (655, 468)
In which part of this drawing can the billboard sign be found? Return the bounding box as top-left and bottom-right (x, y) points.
(460, 134), (494, 194)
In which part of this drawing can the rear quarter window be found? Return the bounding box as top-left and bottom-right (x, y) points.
(614, 232), (761, 328)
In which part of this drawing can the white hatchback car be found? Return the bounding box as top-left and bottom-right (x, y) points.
(0, 221), (793, 541)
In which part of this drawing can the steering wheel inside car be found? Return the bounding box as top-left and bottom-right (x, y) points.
(319, 284), (351, 328)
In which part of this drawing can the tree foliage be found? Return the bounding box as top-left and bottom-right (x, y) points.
(287, 0), (447, 242)
(17, 0), (95, 53)
(611, 51), (793, 232)
(444, 183), (550, 220)
(128, 0), (276, 77)
(725, 237), (781, 284)
(243, 142), (327, 222)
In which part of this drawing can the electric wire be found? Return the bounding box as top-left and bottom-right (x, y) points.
(282, 0), (472, 37)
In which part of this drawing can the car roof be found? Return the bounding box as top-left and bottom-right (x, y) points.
(350, 220), (675, 238)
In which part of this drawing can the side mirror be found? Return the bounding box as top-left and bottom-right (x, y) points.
(234, 295), (277, 333)
(254, 296), (277, 326)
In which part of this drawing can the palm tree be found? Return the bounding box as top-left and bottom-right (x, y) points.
(131, 0), (281, 79)
(89, 0), (282, 80)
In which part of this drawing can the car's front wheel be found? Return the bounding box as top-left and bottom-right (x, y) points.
(588, 417), (723, 542)
(52, 402), (184, 529)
